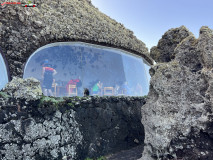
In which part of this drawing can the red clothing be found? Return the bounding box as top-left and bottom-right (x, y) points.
(66, 79), (80, 93)
(43, 67), (54, 89)
(44, 67), (54, 72)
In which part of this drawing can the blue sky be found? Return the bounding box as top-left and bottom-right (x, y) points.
(91, 0), (213, 50)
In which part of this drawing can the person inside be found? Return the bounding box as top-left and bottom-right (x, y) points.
(92, 80), (102, 95)
(114, 84), (120, 95)
(42, 59), (57, 96)
(121, 81), (130, 95)
(66, 76), (82, 96)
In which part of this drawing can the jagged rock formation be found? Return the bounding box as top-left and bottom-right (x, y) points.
(0, 0), (152, 78)
(150, 26), (193, 63)
(2, 77), (42, 101)
(0, 79), (145, 160)
(140, 26), (213, 160)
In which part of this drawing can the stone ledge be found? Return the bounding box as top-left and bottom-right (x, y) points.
(0, 91), (146, 160)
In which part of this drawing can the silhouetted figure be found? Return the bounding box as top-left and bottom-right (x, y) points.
(84, 88), (90, 96)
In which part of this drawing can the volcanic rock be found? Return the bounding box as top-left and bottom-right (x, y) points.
(140, 26), (213, 160)
(0, 94), (145, 160)
(150, 26), (193, 63)
(0, 0), (152, 78)
(2, 77), (42, 101)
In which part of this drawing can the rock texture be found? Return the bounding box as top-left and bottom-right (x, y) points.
(140, 26), (213, 160)
(0, 84), (145, 160)
(0, 0), (152, 79)
(2, 77), (42, 101)
(150, 26), (193, 63)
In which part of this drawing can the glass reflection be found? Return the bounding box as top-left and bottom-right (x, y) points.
(0, 53), (8, 90)
(24, 42), (150, 97)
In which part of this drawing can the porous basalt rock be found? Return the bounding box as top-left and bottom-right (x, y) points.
(150, 26), (193, 63)
(140, 26), (213, 160)
(2, 77), (42, 101)
(0, 0), (153, 79)
(0, 91), (145, 160)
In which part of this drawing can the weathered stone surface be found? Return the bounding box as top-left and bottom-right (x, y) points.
(0, 93), (145, 160)
(140, 26), (213, 160)
(150, 26), (193, 63)
(2, 77), (42, 101)
(0, 0), (152, 79)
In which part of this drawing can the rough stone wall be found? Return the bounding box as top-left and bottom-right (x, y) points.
(150, 26), (193, 63)
(0, 78), (145, 160)
(0, 0), (153, 79)
(140, 26), (213, 160)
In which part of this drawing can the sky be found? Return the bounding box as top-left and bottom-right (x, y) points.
(91, 0), (213, 50)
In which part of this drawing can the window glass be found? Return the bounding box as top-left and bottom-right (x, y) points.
(0, 53), (8, 90)
(143, 59), (151, 82)
(24, 42), (150, 97)
(122, 54), (149, 96)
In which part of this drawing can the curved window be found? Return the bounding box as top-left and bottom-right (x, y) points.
(0, 53), (9, 90)
(24, 42), (150, 97)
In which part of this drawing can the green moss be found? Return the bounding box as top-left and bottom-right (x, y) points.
(75, 96), (82, 100)
(143, 95), (148, 99)
(67, 102), (74, 107)
(39, 95), (64, 107)
(39, 95), (89, 108)
(0, 92), (10, 99)
(84, 156), (106, 160)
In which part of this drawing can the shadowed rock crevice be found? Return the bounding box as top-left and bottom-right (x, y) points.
(175, 36), (203, 72)
(169, 126), (213, 160)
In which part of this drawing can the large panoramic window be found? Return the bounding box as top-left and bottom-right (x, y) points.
(0, 53), (9, 90)
(24, 42), (150, 97)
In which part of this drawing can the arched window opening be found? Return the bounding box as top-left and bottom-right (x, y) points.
(0, 52), (9, 90)
(24, 42), (150, 97)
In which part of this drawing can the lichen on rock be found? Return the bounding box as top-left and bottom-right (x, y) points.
(150, 25), (193, 63)
(2, 77), (42, 101)
(140, 26), (213, 160)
